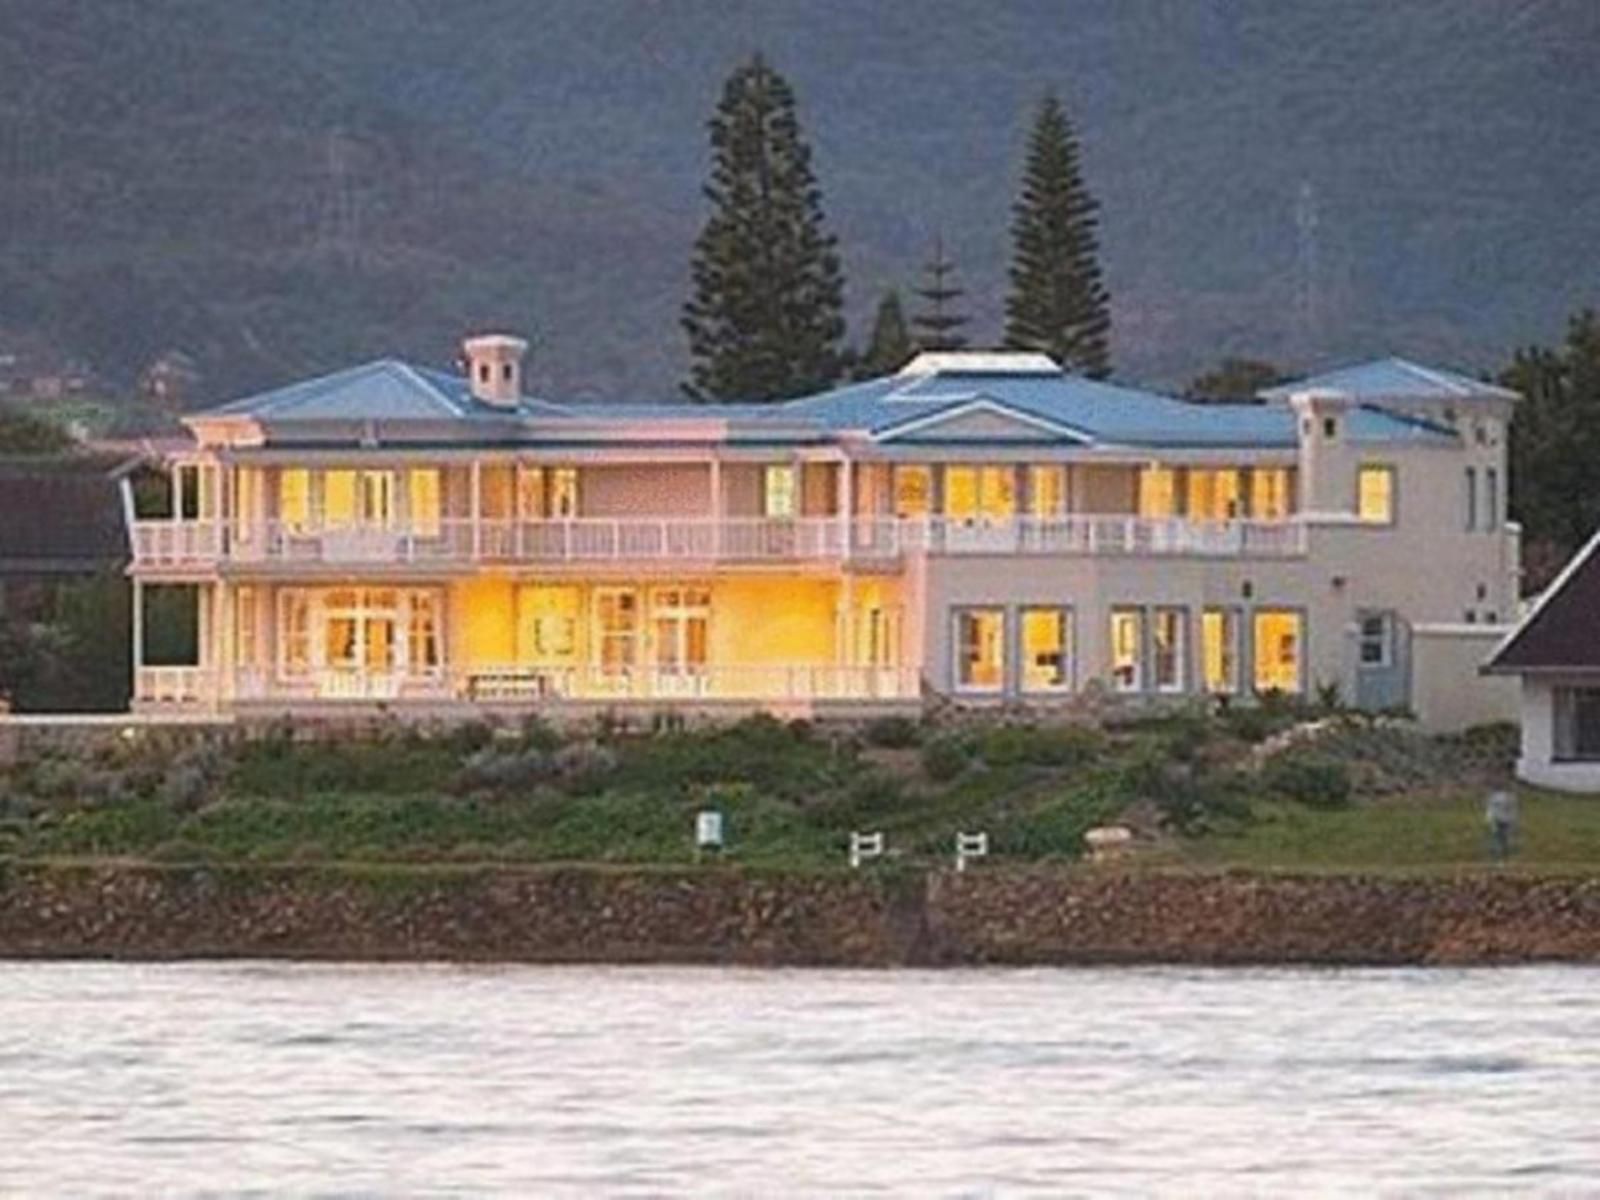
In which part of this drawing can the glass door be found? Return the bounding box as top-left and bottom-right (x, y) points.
(595, 588), (640, 691)
(651, 587), (710, 695)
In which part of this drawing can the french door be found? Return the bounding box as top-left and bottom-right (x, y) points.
(652, 587), (710, 694)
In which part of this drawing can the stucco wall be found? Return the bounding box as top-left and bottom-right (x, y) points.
(1517, 676), (1600, 793)
(1408, 624), (1518, 732)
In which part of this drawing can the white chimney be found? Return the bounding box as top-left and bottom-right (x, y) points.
(462, 333), (528, 408)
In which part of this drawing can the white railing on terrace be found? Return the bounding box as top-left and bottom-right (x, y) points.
(140, 664), (919, 706)
(129, 513), (1308, 567)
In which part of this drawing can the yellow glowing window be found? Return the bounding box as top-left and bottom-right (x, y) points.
(1187, 470), (1241, 521)
(1110, 608), (1143, 692)
(954, 608), (1005, 691)
(550, 468), (579, 518)
(1021, 607), (1071, 692)
(893, 466), (932, 517)
(944, 467), (979, 518)
(1201, 608), (1240, 694)
(1358, 465), (1394, 524)
(1251, 469), (1292, 520)
(359, 471), (395, 525)
(321, 470), (358, 525)
(1138, 467), (1176, 518)
(408, 592), (440, 671)
(763, 464), (797, 518)
(408, 470), (441, 537)
(517, 466), (545, 518)
(1253, 609), (1303, 694)
(1028, 465), (1068, 517)
(279, 468), (311, 531)
(1152, 607), (1186, 692)
(979, 467), (1016, 516)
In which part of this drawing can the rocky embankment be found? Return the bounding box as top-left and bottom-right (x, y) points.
(3, 861), (1600, 966)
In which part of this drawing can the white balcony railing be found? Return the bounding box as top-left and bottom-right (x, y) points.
(139, 664), (920, 707)
(129, 513), (1308, 568)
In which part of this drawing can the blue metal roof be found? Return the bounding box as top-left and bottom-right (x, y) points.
(1259, 357), (1518, 404)
(200, 356), (1460, 450)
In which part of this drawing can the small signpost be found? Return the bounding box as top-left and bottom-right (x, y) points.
(955, 831), (988, 872)
(849, 830), (885, 869)
(696, 809), (724, 860)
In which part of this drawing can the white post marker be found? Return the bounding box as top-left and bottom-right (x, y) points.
(955, 831), (989, 872)
(849, 831), (885, 869)
(696, 809), (724, 859)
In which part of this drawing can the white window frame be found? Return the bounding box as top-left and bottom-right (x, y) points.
(1357, 612), (1393, 670)
(1019, 606), (1073, 694)
(1357, 464), (1396, 525)
(762, 464), (797, 519)
(1152, 607), (1188, 694)
(1110, 608), (1144, 693)
(953, 607), (1006, 694)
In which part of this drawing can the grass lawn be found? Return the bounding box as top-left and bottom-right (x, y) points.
(1173, 788), (1600, 874)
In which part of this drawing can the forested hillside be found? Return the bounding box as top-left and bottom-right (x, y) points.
(0, 0), (1595, 404)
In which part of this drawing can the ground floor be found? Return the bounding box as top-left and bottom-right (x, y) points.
(1516, 676), (1600, 793)
(133, 574), (914, 707)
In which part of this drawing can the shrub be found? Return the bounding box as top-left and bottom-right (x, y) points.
(972, 723), (1105, 768)
(862, 715), (922, 749)
(920, 735), (971, 782)
(1261, 753), (1353, 809)
(455, 747), (551, 794)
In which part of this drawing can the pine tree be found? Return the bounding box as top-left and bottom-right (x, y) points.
(910, 233), (970, 351)
(1003, 93), (1111, 377)
(682, 55), (847, 402)
(854, 290), (915, 378)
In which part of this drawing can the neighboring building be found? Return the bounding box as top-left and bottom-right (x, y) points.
(122, 337), (1521, 725)
(1485, 530), (1600, 792)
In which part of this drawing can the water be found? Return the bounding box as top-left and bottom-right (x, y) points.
(2, 964), (1598, 1196)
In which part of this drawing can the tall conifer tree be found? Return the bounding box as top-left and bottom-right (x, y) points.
(1003, 93), (1111, 377)
(855, 289), (915, 378)
(910, 233), (970, 351)
(682, 55), (847, 402)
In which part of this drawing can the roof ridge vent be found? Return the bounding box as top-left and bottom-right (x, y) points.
(896, 351), (1061, 378)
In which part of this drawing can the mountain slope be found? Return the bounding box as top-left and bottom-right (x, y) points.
(0, 0), (1596, 403)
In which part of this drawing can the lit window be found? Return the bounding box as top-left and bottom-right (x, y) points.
(954, 609), (1005, 691)
(1020, 608), (1072, 692)
(1250, 469), (1292, 520)
(1138, 466), (1176, 518)
(408, 592), (440, 672)
(1110, 609), (1143, 692)
(279, 468), (311, 532)
(1357, 465), (1394, 524)
(1464, 467), (1477, 531)
(1187, 470), (1241, 521)
(1201, 608), (1240, 694)
(763, 464), (796, 518)
(1028, 466), (1067, 517)
(550, 468), (579, 518)
(1153, 607), (1187, 692)
(323, 469), (357, 524)
(944, 466), (1015, 519)
(893, 466), (931, 517)
(1253, 609), (1303, 694)
(235, 587), (258, 666)
(517, 466), (546, 519)
(358, 471), (395, 526)
(1358, 613), (1392, 668)
(408, 470), (441, 537)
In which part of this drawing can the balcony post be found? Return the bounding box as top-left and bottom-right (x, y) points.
(709, 456), (722, 558)
(131, 578), (144, 693)
(470, 460), (482, 561)
(837, 457), (853, 559)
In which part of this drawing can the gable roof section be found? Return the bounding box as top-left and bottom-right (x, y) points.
(872, 396), (1094, 444)
(1260, 357), (1519, 404)
(1486, 530), (1600, 673)
(208, 360), (570, 422)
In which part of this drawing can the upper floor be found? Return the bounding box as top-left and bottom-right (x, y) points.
(126, 339), (1520, 576)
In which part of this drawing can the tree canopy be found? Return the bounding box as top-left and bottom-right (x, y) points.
(682, 55), (848, 402)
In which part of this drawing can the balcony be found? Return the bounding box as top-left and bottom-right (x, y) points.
(129, 513), (1308, 570)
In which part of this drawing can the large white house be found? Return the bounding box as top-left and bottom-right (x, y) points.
(124, 339), (1521, 726)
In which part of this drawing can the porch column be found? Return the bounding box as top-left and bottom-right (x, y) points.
(131, 578), (144, 700)
(215, 581), (233, 707)
(837, 457), (853, 557)
(709, 457), (722, 557)
(470, 460), (482, 561)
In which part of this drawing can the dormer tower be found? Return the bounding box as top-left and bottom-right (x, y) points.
(1289, 387), (1359, 518)
(462, 333), (528, 408)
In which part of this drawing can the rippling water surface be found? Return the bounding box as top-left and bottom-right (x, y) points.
(2, 963), (1598, 1195)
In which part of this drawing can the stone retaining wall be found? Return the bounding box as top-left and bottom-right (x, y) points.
(5, 862), (1600, 966)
